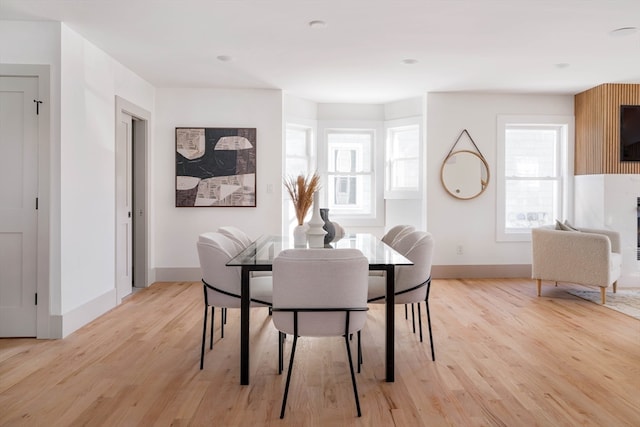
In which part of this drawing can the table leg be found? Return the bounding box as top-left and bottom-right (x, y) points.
(240, 266), (250, 385)
(385, 265), (395, 382)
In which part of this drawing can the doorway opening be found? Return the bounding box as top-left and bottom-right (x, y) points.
(115, 96), (152, 303)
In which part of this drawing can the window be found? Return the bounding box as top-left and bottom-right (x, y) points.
(497, 116), (574, 241)
(283, 122), (315, 235)
(325, 130), (374, 217)
(384, 119), (421, 198)
(285, 124), (314, 177)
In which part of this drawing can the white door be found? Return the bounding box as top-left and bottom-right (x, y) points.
(116, 111), (133, 301)
(0, 76), (38, 336)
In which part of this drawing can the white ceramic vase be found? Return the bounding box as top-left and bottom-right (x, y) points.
(293, 224), (308, 248)
(306, 191), (327, 248)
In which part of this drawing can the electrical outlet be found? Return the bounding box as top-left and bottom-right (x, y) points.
(456, 245), (463, 255)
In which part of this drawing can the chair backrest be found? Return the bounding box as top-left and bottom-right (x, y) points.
(394, 231), (435, 304)
(272, 248), (369, 337)
(197, 232), (243, 307)
(381, 225), (412, 245)
(390, 225), (416, 247)
(392, 228), (423, 255)
(218, 226), (253, 249)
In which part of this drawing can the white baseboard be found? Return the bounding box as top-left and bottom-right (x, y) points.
(52, 289), (117, 338)
(155, 267), (201, 282)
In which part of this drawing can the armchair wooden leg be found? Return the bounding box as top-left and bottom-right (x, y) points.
(600, 287), (606, 305)
(536, 279), (542, 297)
(613, 281), (618, 293)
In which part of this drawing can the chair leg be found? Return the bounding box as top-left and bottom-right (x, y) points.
(278, 332), (285, 375)
(357, 330), (362, 373)
(280, 334), (298, 419)
(536, 279), (542, 296)
(221, 307), (225, 339)
(417, 302), (423, 343)
(425, 291), (435, 362)
(200, 305), (209, 370)
(209, 306), (215, 350)
(600, 287), (606, 304)
(613, 281), (618, 293)
(404, 304), (408, 319)
(344, 333), (362, 417)
(411, 304), (416, 334)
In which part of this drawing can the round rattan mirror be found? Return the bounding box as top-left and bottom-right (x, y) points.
(440, 150), (490, 200)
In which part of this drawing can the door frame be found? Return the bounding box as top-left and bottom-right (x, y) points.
(115, 96), (152, 294)
(0, 64), (51, 338)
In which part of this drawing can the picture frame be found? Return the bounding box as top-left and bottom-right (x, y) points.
(175, 127), (256, 207)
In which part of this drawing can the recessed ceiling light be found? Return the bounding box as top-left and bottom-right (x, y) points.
(609, 27), (638, 37)
(402, 58), (418, 65)
(555, 63), (570, 69)
(308, 20), (327, 29)
(216, 55), (233, 62)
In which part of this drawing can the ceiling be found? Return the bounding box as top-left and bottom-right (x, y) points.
(2, 0), (640, 103)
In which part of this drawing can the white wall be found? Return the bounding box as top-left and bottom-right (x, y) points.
(384, 97), (423, 120)
(1, 22), (156, 336)
(58, 25), (155, 332)
(284, 94), (318, 121)
(154, 88), (283, 271)
(426, 92), (574, 267)
(575, 174), (640, 287)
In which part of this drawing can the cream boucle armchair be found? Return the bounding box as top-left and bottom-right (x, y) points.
(531, 225), (622, 304)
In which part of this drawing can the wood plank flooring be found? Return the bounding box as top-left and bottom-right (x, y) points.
(1, 279), (639, 426)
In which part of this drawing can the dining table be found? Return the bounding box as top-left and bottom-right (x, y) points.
(226, 233), (413, 385)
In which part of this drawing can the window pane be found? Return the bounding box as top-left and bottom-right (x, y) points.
(390, 127), (419, 159)
(390, 159), (418, 188)
(505, 179), (558, 230)
(505, 128), (558, 177)
(327, 132), (371, 173)
(327, 174), (372, 214)
(286, 128), (308, 157)
(285, 158), (309, 177)
(334, 149), (356, 172)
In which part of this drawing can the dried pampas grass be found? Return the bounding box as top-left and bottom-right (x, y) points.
(283, 172), (320, 225)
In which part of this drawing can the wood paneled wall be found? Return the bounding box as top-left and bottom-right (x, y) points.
(575, 83), (640, 175)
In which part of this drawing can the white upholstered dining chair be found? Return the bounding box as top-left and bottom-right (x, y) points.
(272, 248), (369, 418)
(368, 231), (436, 361)
(381, 224), (415, 245)
(218, 225), (253, 249)
(196, 232), (272, 369)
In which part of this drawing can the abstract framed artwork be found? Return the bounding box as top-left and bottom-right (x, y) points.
(175, 127), (256, 207)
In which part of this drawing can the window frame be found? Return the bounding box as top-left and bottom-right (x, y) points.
(283, 120), (317, 235)
(384, 117), (423, 199)
(496, 115), (574, 242)
(318, 120), (384, 227)
(284, 122), (315, 177)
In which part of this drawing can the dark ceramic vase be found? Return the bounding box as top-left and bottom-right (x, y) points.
(319, 208), (335, 245)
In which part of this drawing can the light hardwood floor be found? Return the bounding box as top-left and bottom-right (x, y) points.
(1, 279), (639, 426)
